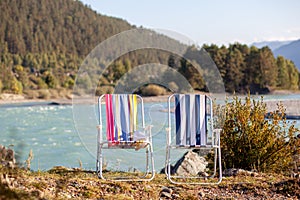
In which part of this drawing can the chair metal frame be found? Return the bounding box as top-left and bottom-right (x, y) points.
(165, 94), (222, 184)
(96, 94), (155, 181)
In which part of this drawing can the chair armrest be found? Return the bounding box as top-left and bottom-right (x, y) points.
(144, 125), (153, 131)
(144, 125), (153, 141)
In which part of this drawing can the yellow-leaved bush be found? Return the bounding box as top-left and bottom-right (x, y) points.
(215, 95), (300, 173)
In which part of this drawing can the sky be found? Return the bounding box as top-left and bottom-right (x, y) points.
(80, 0), (300, 46)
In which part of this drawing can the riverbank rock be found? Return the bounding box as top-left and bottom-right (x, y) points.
(0, 145), (16, 168)
(159, 186), (173, 199)
(172, 151), (208, 176)
(223, 168), (259, 177)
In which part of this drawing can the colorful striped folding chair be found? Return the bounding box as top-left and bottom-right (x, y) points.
(96, 94), (155, 181)
(165, 94), (222, 184)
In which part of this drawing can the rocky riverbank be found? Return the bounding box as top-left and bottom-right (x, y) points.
(1, 146), (299, 199)
(1, 165), (299, 199)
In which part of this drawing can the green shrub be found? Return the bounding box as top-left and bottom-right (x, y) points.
(63, 77), (75, 89)
(11, 77), (23, 94)
(140, 84), (167, 96)
(24, 90), (39, 99)
(37, 89), (50, 99)
(168, 81), (179, 92)
(95, 85), (114, 95)
(58, 88), (72, 99)
(217, 95), (300, 173)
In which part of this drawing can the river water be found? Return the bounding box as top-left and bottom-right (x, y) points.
(0, 94), (299, 172)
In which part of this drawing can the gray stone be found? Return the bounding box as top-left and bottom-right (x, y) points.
(161, 186), (172, 194)
(173, 151), (208, 176)
(159, 187), (173, 199)
(0, 145), (16, 168)
(223, 168), (258, 177)
(160, 191), (172, 198)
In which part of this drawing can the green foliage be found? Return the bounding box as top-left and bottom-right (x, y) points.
(0, 0), (299, 97)
(277, 56), (290, 88)
(63, 77), (75, 89)
(0, 0), (132, 56)
(43, 71), (58, 89)
(11, 77), (23, 94)
(178, 58), (205, 91)
(95, 85), (114, 96)
(140, 84), (167, 96)
(204, 44), (299, 93)
(218, 95), (300, 173)
(37, 89), (50, 99)
(36, 78), (48, 90)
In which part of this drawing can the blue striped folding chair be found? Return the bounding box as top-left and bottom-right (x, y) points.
(96, 94), (155, 181)
(165, 94), (222, 184)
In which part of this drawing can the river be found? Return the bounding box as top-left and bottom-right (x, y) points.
(0, 94), (299, 172)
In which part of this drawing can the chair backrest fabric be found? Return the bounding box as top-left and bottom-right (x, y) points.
(174, 94), (207, 146)
(105, 94), (138, 142)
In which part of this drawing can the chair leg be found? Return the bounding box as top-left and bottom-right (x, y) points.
(98, 146), (104, 179)
(210, 148), (218, 178)
(217, 147), (222, 184)
(96, 127), (103, 178)
(147, 143), (155, 181)
(165, 147), (169, 176)
(165, 146), (171, 180)
(139, 147), (150, 179)
(146, 148), (149, 174)
(140, 143), (155, 181)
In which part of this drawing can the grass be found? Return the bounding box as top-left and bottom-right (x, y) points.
(0, 165), (299, 199)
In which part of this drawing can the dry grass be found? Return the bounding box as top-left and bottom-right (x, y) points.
(0, 165), (299, 199)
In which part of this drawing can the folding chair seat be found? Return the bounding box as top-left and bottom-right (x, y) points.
(96, 94), (155, 181)
(165, 94), (222, 184)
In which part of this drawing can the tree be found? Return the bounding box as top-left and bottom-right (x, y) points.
(11, 77), (23, 94)
(286, 60), (299, 90)
(43, 71), (58, 89)
(179, 59), (205, 91)
(244, 47), (262, 90)
(224, 47), (244, 92)
(203, 44), (228, 79)
(276, 56), (289, 88)
(13, 65), (29, 89)
(259, 47), (278, 88)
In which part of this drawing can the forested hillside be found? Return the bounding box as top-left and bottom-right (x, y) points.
(203, 44), (299, 93)
(0, 0), (132, 56)
(0, 0), (133, 97)
(0, 0), (299, 97)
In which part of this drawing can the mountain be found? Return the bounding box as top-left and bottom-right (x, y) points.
(0, 0), (299, 96)
(0, 0), (134, 95)
(0, 0), (133, 56)
(274, 39), (300, 70)
(251, 40), (293, 51)
(0, 0), (186, 96)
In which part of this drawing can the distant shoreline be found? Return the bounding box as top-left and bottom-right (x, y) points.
(1, 93), (300, 116)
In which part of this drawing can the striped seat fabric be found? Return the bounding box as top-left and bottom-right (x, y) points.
(105, 94), (146, 146)
(174, 94), (208, 146)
